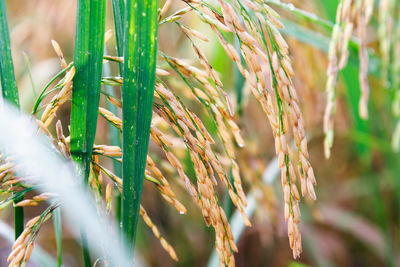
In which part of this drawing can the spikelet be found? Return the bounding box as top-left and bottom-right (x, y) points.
(0, 159), (22, 195)
(38, 41), (75, 128)
(97, 105), (199, 205)
(105, 183), (112, 213)
(178, 23), (210, 42)
(15, 193), (53, 207)
(154, 100), (248, 208)
(41, 67), (75, 127)
(0, 161), (14, 174)
(93, 144), (122, 157)
(159, 0), (174, 19)
(146, 156), (187, 214)
(94, 158), (186, 215)
(99, 107), (122, 129)
(140, 206), (178, 261)
(8, 209), (53, 267)
(94, 160), (179, 260)
(56, 120), (71, 158)
(90, 155), (102, 192)
(324, 0), (374, 158)
(51, 40), (67, 69)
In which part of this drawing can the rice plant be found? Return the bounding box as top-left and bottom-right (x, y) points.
(1, 0), (400, 266)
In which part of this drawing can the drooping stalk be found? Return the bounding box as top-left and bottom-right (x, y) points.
(0, 0), (24, 240)
(234, 36), (245, 116)
(70, 0), (106, 265)
(111, 0), (125, 225)
(223, 37), (245, 219)
(121, 0), (158, 249)
(103, 50), (123, 224)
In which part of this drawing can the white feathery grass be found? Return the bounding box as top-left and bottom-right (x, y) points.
(0, 102), (135, 267)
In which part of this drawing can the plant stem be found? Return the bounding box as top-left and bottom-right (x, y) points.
(13, 195), (24, 239)
(53, 208), (62, 267)
(122, 0), (158, 250)
(81, 230), (91, 267)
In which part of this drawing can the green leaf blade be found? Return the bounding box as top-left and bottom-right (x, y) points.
(0, 0), (24, 240)
(122, 0), (158, 249)
(70, 0), (90, 171)
(70, 0), (106, 179)
(70, 1), (106, 265)
(53, 208), (63, 267)
(112, 0), (125, 59)
(0, 0), (19, 106)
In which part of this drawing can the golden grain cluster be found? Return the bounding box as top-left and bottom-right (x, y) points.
(0, 0), (325, 266)
(324, 0), (374, 158)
